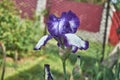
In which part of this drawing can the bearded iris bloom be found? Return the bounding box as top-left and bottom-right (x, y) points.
(34, 10), (89, 53)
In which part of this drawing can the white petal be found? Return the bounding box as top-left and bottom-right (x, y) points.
(34, 35), (52, 50)
(64, 33), (89, 50)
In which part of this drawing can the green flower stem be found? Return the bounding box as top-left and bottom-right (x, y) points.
(62, 60), (68, 80)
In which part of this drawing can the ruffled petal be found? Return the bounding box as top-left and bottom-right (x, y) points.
(58, 18), (69, 35)
(64, 33), (89, 50)
(61, 10), (80, 33)
(47, 14), (59, 36)
(34, 35), (52, 50)
(47, 11), (80, 37)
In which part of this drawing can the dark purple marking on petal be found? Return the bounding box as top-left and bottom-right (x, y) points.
(58, 18), (67, 35)
(64, 33), (89, 52)
(48, 21), (59, 37)
(84, 41), (89, 50)
(63, 34), (71, 47)
(34, 35), (52, 50)
(61, 12), (67, 18)
(47, 11), (80, 37)
(79, 41), (89, 50)
(48, 14), (58, 21)
(57, 42), (61, 47)
(43, 35), (52, 45)
(47, 14), (59, 37)
(61, 10), (80, 33)
(34, 48), (39, 50)
(60, 10), (80, 34)
(72, 46), (78, 53)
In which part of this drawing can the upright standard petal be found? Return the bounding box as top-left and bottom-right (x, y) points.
(58, 18), (69, 35)
(61, 10), (80, 33)
(64, 33), (89, 50)
(47, 14), (59, 36)
(34, 35), (52, 50)
(47, 11), (80, 37)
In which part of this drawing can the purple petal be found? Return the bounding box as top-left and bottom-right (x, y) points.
(58, 18), (68, 35)
(48, 14), (58, 21)
(47, 11), (80, 37)
(59, 18), (74, 35)
(72, 46), (78, 53)
(34, 35), (52, 50)
(47, 14), (59, 36)
(61, 10), (80, 33)
(57, 42), (62, 47)
(64, 33), (89, 51)
(79, 41), (89, 50)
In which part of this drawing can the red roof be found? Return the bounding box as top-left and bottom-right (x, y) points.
(47, 0), (103, 32)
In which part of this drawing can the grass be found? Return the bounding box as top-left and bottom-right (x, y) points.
(0, 38), (114, 80)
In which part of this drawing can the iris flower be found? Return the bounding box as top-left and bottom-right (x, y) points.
(34, 11), (89, 53)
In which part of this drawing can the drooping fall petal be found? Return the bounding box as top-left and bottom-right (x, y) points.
(64, 33), (89, 50)
(34, 35), (52, 50)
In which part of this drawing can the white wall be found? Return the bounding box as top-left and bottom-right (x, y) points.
(36, 0), (47, 28)
(36, 0), (47, 15)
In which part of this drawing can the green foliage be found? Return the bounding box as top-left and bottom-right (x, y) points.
(0, 0), (39, 57)
(111, 0), (120, 10)
(68, 42), (119, 80)
(73, 0), (104, 4)
(115, 2), (120, 10)
(0, 39), (119, 80)
(114, 63), (120, 80)
(69, 54), (114, 80)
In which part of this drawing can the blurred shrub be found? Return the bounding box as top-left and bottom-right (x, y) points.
(0, 0), (39, 58)
(112, 0), (120, 10)
(76, 55), (120, 80)
(115, 3), (120, 10)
